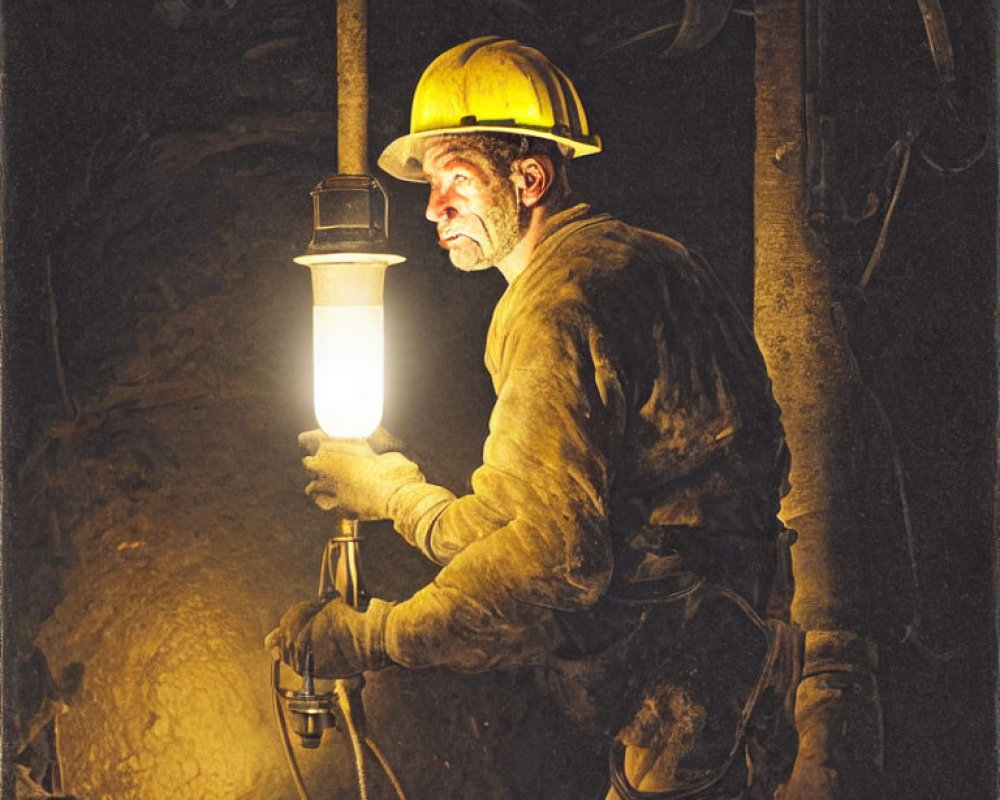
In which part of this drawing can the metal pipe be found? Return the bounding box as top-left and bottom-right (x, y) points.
(337, 0), (369, 174)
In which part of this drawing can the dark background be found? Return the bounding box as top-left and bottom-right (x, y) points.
(2, 1), (995, 798)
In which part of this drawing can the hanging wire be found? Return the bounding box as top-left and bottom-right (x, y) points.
(272, 656), (410, 800)
(918, 137), (989, 176)
(339, 683), (370, 800)
(272, 660), (314, 800)
(366, 736), (409, 800)
(847, 89), (977, 665)
(593, 21), (681, 59)
(274, 537), (409, 800)
(858, 139), (912, 290)
(915, 90), (990, 177)
(864, 391), (963, 664)
(835, 286), (967, 664)
(845, 0), (989, 648)
(609, 587), (779, 800)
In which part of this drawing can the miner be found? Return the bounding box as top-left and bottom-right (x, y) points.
(270, 36), (800, 799)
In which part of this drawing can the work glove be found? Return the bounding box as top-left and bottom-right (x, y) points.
(299, 428), (425, 520)
(265, 594), (394, 679)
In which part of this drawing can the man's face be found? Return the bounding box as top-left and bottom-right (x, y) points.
(421, 141), (525, 272)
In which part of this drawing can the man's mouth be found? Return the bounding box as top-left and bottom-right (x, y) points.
(439, 231), (471, 248)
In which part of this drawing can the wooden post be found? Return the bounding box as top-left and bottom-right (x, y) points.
(753, 1), (883, 796)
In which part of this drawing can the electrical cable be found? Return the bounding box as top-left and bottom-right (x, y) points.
(365, 736), (409, 800)
(846, 118), (969, 664)
(864, 385), (962, 664)
(273, 663), (411, 800)
(608, 587), (780, 800)
(272, 663), (313, 800)
(831, 288), (960, 666)
(858, 140), (912, 290)
(338, 681), (370, 800)
(917, 131), (989, 176)
(274, 534), (410, 800)
(834, 136), (967, 665)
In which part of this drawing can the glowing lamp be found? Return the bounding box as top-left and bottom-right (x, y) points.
(294, 176), (404, 439)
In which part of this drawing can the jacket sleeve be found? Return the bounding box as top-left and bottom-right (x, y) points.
(384, 301), (627, 672)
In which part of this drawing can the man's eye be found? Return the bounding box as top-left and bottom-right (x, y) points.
(452, 173), (469, 185)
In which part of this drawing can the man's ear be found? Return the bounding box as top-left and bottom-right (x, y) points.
(510, 156), (554, 208)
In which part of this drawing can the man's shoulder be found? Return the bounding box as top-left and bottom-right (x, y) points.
(551, 209), (693, 266)
(508, 206), (713, 325)
(542, 212), (698, 295)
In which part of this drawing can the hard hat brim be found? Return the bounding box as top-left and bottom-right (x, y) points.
(377, 126), (602, 183)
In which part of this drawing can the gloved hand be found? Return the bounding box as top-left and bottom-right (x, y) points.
(299, 428), (425, 520)
(265, 594), (394, 679)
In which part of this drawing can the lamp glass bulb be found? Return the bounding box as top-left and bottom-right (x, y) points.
(313, 303), (383, 438)
(295, 255), (400, 440)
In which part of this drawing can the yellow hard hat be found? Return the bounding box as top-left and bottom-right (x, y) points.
(378, 36), (602, 182)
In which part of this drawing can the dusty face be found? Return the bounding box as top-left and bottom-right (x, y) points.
(421, 140), (525, 272)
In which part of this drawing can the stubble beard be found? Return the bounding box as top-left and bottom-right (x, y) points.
(448, 182), (527, 272)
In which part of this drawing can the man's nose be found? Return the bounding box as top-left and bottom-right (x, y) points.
(425, 188), (455, 223)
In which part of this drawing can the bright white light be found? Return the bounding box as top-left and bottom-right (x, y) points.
(313, 304), (384, 438)
(295, 255), (400, 439)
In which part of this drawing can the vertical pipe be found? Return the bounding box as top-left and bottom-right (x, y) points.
(337, 0), (368, 175)
(755, 0), (861, 634)
(754, 2), (883, 798)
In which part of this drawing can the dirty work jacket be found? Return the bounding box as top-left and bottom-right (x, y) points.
(384, 203), (788, 679)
